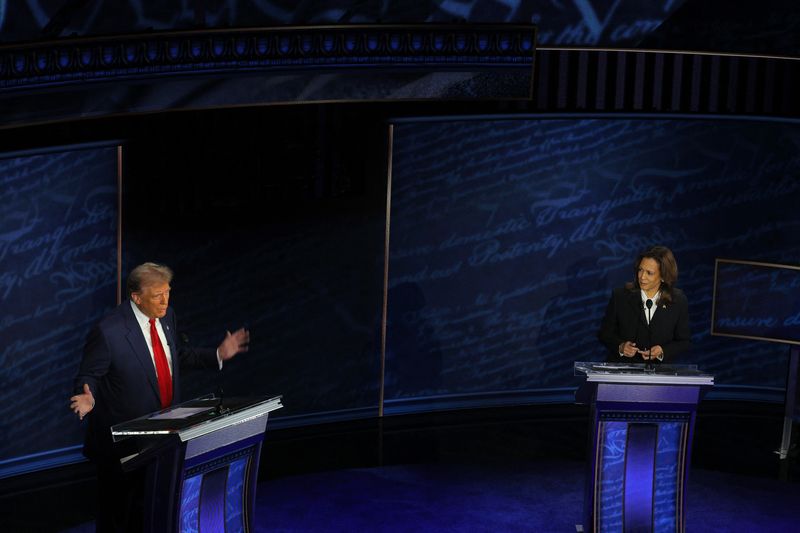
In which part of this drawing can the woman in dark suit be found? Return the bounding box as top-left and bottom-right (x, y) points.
(598, 246), (691, 363)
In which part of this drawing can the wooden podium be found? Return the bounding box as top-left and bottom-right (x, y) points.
(111, 394), (282, 532)
(575, 362), (713, 533)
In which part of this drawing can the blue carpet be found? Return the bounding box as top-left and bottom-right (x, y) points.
(61, 460), (800, 532)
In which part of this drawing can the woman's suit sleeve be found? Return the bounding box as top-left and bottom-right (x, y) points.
(660, 289), (691, 361)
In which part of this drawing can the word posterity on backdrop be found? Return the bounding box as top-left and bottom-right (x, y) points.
(385, 117), (800, 407)
(0, 144), (119, 474)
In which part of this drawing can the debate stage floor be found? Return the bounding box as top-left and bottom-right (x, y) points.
(56, 460), (800, 532)
(3, 402), (798, 531)
(254, 460), (800, 532)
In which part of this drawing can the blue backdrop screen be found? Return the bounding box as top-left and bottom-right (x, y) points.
(713, 260), (800, 344)
(386, 118), (800, 405)
(124, 217), (384, 421)
(0, 145), (118, 472)
(4, 116), (800, 476)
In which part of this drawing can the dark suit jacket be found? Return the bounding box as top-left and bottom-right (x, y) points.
(598, 287), (691, 363)
(74, 301), (217, 460)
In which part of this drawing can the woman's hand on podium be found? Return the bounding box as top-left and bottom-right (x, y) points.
(619, 341), (638, 357)
(638, 345), (664, 361)
(70, 383), (95, 420)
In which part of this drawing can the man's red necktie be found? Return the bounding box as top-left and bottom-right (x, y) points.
(149, 318), (173, 408)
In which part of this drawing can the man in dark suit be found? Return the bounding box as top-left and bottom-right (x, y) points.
(598, 246), (691, 363)
(69, 262), (250, 532)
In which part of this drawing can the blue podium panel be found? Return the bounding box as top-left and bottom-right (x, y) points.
(595, 416), (688, 533)
(179, 475), (202, 532)
(180, 446), (258, 533)
(576, 363), (712, 533)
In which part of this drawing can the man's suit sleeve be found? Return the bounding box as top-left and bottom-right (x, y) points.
(177, 345), (218, 369)
(168, 311), (219, 370)
(74, 323), (111, 395)
(598, 289), (623, 356)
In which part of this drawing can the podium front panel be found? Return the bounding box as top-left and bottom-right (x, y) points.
(576, 362), (712, 533)
(179, 443), (259, 533)
(595, 383), (701, 406)
(594, 414), (688, 532)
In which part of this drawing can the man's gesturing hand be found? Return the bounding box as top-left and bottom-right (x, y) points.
(218, 328), (250, 361)
(70, 384), (94, 420)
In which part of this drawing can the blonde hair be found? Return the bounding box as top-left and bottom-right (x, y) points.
(126, 262), (173, 297)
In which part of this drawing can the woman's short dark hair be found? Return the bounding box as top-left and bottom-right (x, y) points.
(126, 262), (173, 297)
(625, 246), (679, 304)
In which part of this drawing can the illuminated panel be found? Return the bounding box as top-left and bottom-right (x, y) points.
(0, 143), (119, 477)
(179, 473), (203, 533)
(386, 117), (800, 411)
(597, 420), (626, 532)
(712, 259), (800, 345)
(596, 418), (686, 532)
(225, 457), (249, 532)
